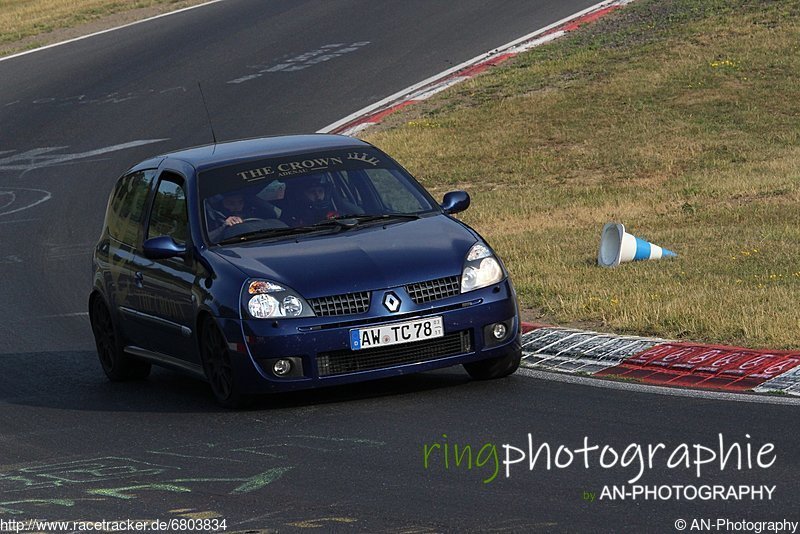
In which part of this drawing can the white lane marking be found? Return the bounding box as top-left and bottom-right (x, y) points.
(40, 312), (90, 318)
(0, 139), (168, 172)
(0, 191), (15, 210)
(2, 86), (189, 109)
(516, 367), (800, 406)
(45, 242), (94, 260)
(0, 218), (38, 224)
(507, 29), (566, 54)
(0, 0), (225, 63)
(0, 146), (68, 164)
(410, 76), (469, 101)
(228, 42), (371, 84)
(337, 122), (372, 136)
(317, 0), (625, 134)
(0, 188), (52, 217)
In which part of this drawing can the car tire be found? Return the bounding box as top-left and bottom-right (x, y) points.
(90, 298), (151, 381)
(199, 316), (252, 409)
(463, 337), (522, 380)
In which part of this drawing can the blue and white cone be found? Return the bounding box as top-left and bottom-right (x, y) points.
(598, 222), (677, 267)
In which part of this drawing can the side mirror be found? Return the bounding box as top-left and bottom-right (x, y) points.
(143, 235), (187, 260)
(441, 190), (470, 215)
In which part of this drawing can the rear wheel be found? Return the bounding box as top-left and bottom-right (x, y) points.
(199, 316), (251, 408)
(90, 297), (151, 381)
(463, 338), (522, 380)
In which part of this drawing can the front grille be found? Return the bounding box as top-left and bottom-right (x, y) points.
(317, 330), (472, 376)
(405, 276), (461, 304)
(309, 291), (371, 317)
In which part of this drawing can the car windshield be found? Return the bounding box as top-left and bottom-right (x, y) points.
(199, 148), (438, 244)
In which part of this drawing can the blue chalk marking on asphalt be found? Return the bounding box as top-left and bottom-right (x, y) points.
(633, 238), (651, 261)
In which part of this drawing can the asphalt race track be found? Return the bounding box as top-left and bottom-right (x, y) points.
(0, 1), (798, 532)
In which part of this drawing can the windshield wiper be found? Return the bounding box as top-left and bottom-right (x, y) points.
(217, 214), (422, 245)
(330, 213), (423, 225)
(217, 224), (340, 245)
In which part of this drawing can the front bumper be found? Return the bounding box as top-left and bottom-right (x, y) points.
(216, 280), (520, 394)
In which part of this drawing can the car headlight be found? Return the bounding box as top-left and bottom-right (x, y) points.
(243, 279), (314, 319)
(461, 243), (504, 293)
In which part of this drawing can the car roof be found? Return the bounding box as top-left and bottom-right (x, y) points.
(159, 134), (373, 172)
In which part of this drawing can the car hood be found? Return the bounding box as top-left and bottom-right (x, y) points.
(212, 215), (477, 297)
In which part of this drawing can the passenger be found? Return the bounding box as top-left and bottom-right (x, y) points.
(282, 175), (361, 226)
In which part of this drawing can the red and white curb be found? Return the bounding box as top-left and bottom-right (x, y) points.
(521, 325), (800, 396)
(314, 0), (800, 400)
(318, 0), (634, 136)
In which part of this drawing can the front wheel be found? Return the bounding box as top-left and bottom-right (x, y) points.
(90, 297), (151, 381)
(463, 339), (522, 380)
(199, 316), (251, 408)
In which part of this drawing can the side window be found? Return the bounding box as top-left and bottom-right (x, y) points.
(366, 168), (427, 213)
(147, 173), (188, 244)
(106, 170), (156, 246)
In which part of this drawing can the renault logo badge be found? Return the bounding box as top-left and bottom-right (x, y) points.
(383, 292), (401, 313)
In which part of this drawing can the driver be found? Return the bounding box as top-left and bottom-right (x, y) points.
(207, 188), (278, 241)
(219, 191), (248, 227)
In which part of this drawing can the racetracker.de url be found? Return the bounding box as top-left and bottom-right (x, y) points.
(0, 518), (227, 533)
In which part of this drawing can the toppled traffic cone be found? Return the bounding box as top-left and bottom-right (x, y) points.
(598, 222), (676, 267)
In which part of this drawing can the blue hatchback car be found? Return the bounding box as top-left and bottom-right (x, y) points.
(90, 135), (521, 407)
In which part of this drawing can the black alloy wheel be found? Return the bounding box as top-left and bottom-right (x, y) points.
(90, 298), (151, 381)
(200, 316), (250, 408)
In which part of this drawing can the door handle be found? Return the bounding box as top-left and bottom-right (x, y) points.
(134, 271), (144, 288)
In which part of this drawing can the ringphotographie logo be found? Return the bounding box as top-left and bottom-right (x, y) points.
(421, 433), (781, 503)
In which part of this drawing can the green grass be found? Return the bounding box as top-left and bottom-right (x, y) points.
(365, 0), (800, 349)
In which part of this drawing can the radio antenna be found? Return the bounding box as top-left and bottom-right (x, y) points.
(197, 82), (218, 146)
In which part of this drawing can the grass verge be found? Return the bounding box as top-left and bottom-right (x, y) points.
(0, 0), (209, 56)
(364, 0), (800, 349)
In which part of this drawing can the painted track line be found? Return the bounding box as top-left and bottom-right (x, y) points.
(319, 0), (633, 136)
(0, 0), (224, 63)
(521, 325), (800, 398)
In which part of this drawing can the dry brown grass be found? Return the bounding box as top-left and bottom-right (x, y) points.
(365, 0), (800, 348)
(0, 0), (209, 54)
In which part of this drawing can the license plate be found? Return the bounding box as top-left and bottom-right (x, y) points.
(350, 316), (444, 351)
